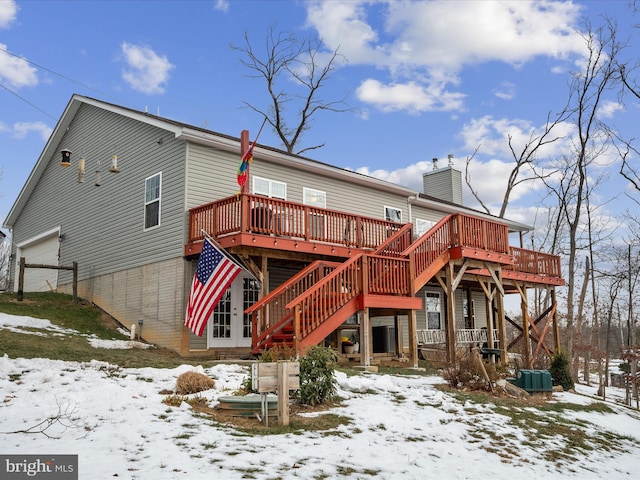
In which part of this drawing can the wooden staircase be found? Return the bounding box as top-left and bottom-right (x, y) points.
(248, 214), (515, 355)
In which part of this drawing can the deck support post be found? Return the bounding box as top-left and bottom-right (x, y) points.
(551, 288), (560, 354)
(360, 309), (371, 367)
(394, 315), (403, 358)
(520, 284), (531, 369)
(408, 310), (418, 368)
(495, 273), (507, 367)
(444, 263), (457, 365)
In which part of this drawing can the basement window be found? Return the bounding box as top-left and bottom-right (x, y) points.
(144, 172), (162, 230)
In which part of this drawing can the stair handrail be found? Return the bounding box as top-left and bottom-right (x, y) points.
(245, 260), (340, 315)
(285, 252), (412, 347)
(285, 255), (364, 311)
(247, 260), (340, 351)
(285, 254), (364, 345)
(373, 223), (413, 257)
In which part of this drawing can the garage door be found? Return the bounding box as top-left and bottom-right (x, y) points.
(17, 232), (60, 292)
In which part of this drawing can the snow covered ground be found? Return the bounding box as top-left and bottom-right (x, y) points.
(1, 312), (639, 479)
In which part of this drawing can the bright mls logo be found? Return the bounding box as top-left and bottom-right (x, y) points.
(0, 455), (77, 479)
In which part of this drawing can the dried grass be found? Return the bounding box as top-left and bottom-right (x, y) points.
(175, 371), (215, 395)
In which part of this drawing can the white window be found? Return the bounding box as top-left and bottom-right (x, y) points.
(253, 176), (286, 200)
(384, 206), (402, 223)
(304, 187), (327, 238)
(415, 218), (435, 238)
(303, 187), (326, 208)
(425, 291), (441, 330)
(144, 173), (162, 230)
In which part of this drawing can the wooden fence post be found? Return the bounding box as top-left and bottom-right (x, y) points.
(17, 257), (25, 302)
(277, 362), (290, 426)
(72, 261), (78, 304)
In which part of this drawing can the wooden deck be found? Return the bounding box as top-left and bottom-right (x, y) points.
(186, 193), (564, 285)
(185, 193), (401, 257)
(186, 195), (564, 355)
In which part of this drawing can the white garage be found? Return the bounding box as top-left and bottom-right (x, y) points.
(15, 228), (61, 292)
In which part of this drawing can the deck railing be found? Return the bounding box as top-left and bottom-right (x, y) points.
(244, 208), (562, 352)
(188, 193), (403, 250)
(285, 253), (413, 346)
(417, 328), (499, 345)
(246, 260), (340, 351)
(507, 247), (562, 278)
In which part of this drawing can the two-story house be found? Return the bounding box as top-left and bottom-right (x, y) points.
(3, 94), (564, 368)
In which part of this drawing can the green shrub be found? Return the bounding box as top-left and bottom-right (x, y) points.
(298, 345), (338, 406)
(549, 351), (574, 391)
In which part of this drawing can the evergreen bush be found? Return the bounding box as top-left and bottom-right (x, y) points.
(297, 345), (338, 406)
(549, 351), (574, 391)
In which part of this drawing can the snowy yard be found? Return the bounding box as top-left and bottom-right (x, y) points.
(1, 312), (639, 479)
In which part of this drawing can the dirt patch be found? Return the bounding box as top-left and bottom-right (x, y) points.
(193, 398), (343, 431)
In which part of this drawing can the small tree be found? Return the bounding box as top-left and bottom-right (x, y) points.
(298, 345), (338, 406)
(549, 352), (575, 391)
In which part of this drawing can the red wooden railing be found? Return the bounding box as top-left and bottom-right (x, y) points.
(250, 221), (416, 352)
(265, 214), (521, 351)
(373, 223), (414, 257)
(246, 260), (340, 352)
(507, 247), (562, 278)
(188, 193), (403, 249)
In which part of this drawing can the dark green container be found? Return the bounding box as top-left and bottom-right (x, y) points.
(513, 369), (552, 393)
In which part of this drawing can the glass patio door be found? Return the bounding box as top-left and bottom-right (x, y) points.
(208, 274), (259, 348)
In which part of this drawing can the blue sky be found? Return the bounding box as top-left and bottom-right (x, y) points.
(1, 0), (639, 244)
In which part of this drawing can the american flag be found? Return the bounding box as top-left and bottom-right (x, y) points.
(184, 238), (242, 336)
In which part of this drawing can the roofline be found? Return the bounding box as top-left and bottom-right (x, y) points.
(3, 94), (532, 234)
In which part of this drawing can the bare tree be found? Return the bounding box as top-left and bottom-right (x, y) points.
(232, 23), (353, 155)
(464, 108), (569, 218)
(541, 20), (622, 376)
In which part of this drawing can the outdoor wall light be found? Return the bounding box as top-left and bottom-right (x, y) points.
(60, 149), (72, 167)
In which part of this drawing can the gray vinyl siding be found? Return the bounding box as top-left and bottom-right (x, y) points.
(249, 158), (409, 222)
(11, 103), (187, 286)
(423, 167), (463, 204)
(472, 291), (488, 328)
(409, 204), (447, 225)
(185, 143), (241, 209)
(185, 143), (415, 225)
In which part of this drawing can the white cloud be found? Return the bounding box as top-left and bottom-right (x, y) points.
(120, 42), (174, 95)
(494, 82), (516, 101)
(352, 114), (581, 215)
(11, 121), (52, 141)
(0, 0), (17, 29)
(0, 43), (38, 89)
(306, 0), (585, 113)
(598, 100), (623, 119)
(214, 0), (229, 13)
(355, 159), (433, 192)
(459, 115), (575, 161)
(355, 79), (464, 113)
